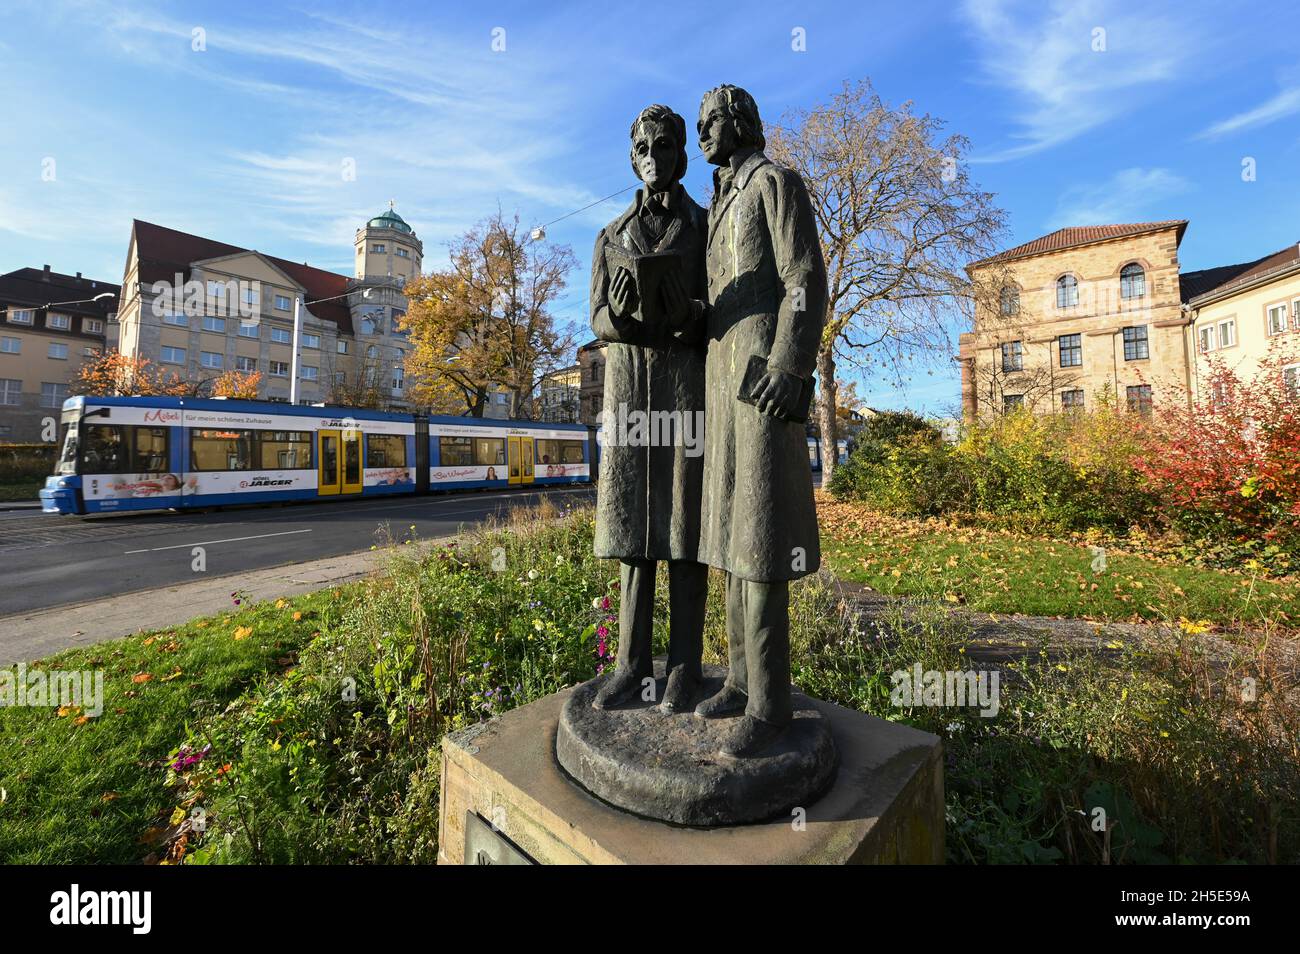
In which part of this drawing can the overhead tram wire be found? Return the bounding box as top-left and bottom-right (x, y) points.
(530, 152), (705, 240)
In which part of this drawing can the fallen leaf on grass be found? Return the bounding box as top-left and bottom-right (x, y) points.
(131, 673), (152, 684)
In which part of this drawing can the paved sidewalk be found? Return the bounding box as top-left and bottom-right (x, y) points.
(0, 543), (418, 664)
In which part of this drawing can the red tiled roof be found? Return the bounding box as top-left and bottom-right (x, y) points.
(130, 220), (354, 333)
(1180, 242), (1300, 304)
(971, 220), (1188, 267)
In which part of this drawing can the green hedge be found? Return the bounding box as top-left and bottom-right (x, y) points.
(0, 444), (56, 482)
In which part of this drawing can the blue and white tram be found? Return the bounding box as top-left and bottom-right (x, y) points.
(40, 395), (594, 516)
(806, 436), (849, 471)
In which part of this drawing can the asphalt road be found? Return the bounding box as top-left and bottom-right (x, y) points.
(0, 486), (595, 617)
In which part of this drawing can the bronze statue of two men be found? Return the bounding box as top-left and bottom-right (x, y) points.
(590, 85), (827, 760)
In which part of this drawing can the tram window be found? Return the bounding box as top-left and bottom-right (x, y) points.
(537, 439), (584, 464)
(474, 438), (505, 466)
(367, 434), (407, 468)
(81, 424), (170, 474)
(258, 431), (312, 469)
(191, 429), (255, 471)
(134, 427), (168, 472)
(344, 440), (360, 484)
(439, 436), (473, 466)
(81, 425), (127, 473)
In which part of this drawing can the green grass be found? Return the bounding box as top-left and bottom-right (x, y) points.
(819, 502), (1300, 627)
(4, 503), (1297, 865)
(0, 589), (340, 863)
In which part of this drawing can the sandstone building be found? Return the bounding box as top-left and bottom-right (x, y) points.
(960, 221), (1190, 419)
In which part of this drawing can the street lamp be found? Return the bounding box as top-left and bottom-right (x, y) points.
(290, 286), (371, 404)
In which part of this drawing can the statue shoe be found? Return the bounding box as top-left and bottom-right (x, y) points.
(718, 715), (787, 759)
(658, 667), (700, 714)
(694, 685), (748, 719)
(592, 668), (649, 710)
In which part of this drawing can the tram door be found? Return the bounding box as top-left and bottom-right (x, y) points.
(507, 436), (535, 485)
(319, 429), (363, 495)
(319, 430), (340, 495)
(341, 429), (362, 494)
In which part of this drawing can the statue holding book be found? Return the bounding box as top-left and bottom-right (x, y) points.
(692, 84), (828, 758)
(588, 103), (709, 715)
(556, 90), (837, 825)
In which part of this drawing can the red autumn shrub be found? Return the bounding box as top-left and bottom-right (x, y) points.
(1136, 346), (1300, 552)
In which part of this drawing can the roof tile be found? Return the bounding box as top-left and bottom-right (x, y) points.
(971, 221), (1188, 267)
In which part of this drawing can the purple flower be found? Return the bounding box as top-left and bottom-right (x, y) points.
(170, 742), (212, 771)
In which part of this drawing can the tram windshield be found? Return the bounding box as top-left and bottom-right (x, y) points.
(56, 409), (80, 475)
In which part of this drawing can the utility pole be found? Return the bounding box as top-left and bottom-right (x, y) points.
(289, 295), (302, 404)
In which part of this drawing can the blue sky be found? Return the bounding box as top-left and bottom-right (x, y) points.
(2, 0), (1298, 414)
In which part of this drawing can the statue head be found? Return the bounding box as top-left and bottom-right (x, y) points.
(628, 104), (689, 193)
(698, 84), (764, 166)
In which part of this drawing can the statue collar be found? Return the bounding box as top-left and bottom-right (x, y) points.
(713, 149), (767, 196)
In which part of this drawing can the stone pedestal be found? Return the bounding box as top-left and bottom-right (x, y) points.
(557, 664), (839, 826)
(438, 683), (944, 865)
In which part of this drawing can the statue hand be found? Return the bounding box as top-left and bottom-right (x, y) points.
(753, 368), (802, 419)
(609, 266), (638, 319)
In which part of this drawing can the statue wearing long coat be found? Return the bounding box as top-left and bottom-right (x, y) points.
(590, 183), (708, 561)
(698, 149), (827, 582)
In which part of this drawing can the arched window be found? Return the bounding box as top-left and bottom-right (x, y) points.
(366, 345), (378, 359)
(1120, 263), (1146, 299)
(1056, 274), (1079, 308)
(1000, 285), (1020, 316)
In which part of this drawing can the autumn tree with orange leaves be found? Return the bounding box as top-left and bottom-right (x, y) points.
(72, 351), (188, 397)
(209, 370), (263, 400)
(403, 211), (577, 418)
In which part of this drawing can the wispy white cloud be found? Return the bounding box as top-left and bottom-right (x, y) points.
(1, 0), (629, 276)
(1049, 166), (1189, 227)
(1196, 84), (1300, 140)
(961, 0), (1197, 162)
